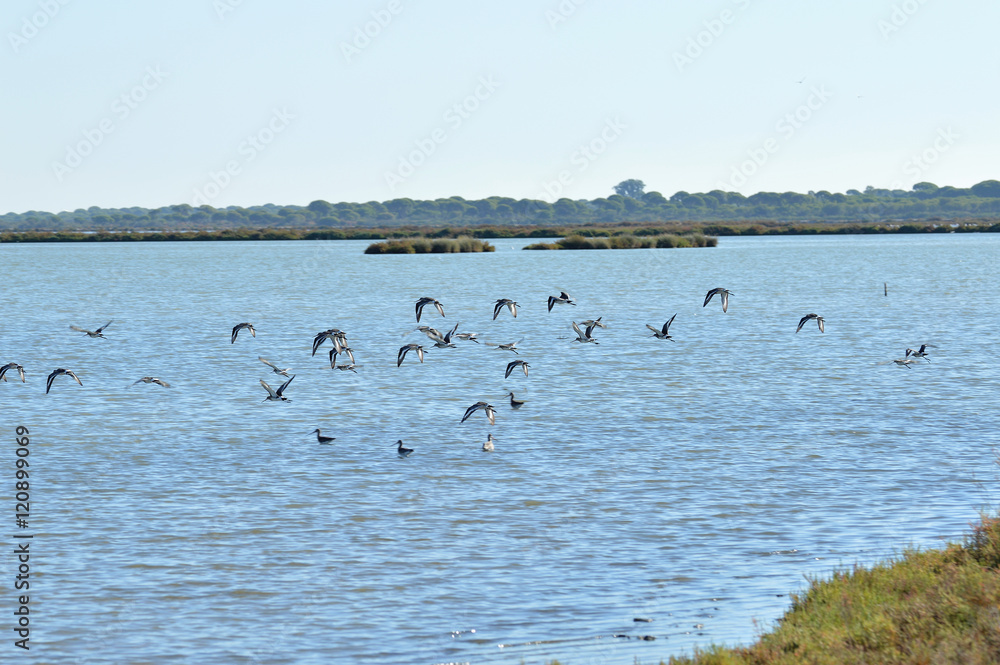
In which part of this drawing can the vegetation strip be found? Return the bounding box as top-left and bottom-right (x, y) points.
(364, 236), (494, 253)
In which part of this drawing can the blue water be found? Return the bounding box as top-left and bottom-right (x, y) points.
(1, 233), (998, 664)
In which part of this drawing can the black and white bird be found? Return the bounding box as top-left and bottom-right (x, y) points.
(311, 328), (346, 356)
(415, 297), (445, 323)
(579, 317), (607, 329)
(506, 391), (525, 409)
(71, 320), (113, 338)
(905, 344), (933, 361)
(259, 356), (292, 376)
(46, 368), (82, 394)
(232, 322), (256, 343)
(260, 375), (295, 402)
(547, 292), (576, 311)
(129, 376), (170, 388)
(311, 428), (336, 444)
(329, 346), (356, 367)
(482, 433), (495, 452)
(505, 360), (530, 378)
(572, 321), (599, 344)
(493, 299), (518, 320)
(892, 358), (920, 369)
(454, 331), (480, 344)
(703, 288), (733, 312)
(395, 440), (414, 458)
(335, 364), (360, 373)
(491, 339), (523, 354)
(397, 343), (425, 367)
(0, 363), (25, 383)
(796, 314), (825, 333)
(461, 401), (496, 425)
(427, 323), (460, 348)
(646, 313), (677, 340)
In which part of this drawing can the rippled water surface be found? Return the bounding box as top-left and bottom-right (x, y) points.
(2, 234), (999, 664)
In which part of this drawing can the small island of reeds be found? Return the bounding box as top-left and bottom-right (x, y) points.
(524, 232), (716, 250)
(364, 236), (494, 254)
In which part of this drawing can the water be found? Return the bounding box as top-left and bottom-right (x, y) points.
(2, 233), (998, 664)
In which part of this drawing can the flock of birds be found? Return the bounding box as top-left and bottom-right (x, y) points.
(2, 288), (933, 452)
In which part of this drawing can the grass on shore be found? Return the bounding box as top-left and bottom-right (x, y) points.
(364, 236), (494, 254)
(524, 233), (717, 250)
(662, 514), (1000, 665)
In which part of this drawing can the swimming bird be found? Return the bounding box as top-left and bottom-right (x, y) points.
(397, 343), (425, 367)
(0, 363), (25, 383)
(905, 344), (933, 361)
(505, 360), (530, 378)
(46, 368), (82, 394)
(703, 288), (733, 312)
(231, 322), (255, 343)
(71, 320), (113, 338)
(547, 292), (576, 311)
(395, 439), (414, 458)
(415, 297), (445, 323)
(646, 313), (677, 340)
(506, 391), (525, 409)
(311, 428), (336, 444)
(572, 321), (599, 344)
(493, 299), (518, 319)
(482, 433), (495, 452)
(461, 401), (496, 425)
(490, 339), (523, 354)
(260, 375), (295, 402)
(258, 356), (292, 376)
(796, 314), (825, 333)
(129, 376), (170, 388)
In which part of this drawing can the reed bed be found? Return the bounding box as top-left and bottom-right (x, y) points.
(364, 236), (495, 254)
(524, 233), (717, 250)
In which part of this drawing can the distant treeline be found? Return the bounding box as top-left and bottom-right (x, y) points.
(2, 219), (999, 244)
(4, 179), (1000, 233)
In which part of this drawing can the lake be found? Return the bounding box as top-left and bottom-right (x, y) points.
(2, 233), (998, 664)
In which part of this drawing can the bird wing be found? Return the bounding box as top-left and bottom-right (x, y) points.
(231, 324), (242, 343)
(547, 296), (556, 312)
(817, 318), (825, 333)
(96, 320), (113, 333)
(664, 313), (677, 334)
(521, 362), (529, 377)
(153, 378), (171, 387)
(571, 321), (585, 339)
(434, 300), (445, 317)
(415, 299), (426, 322)
(416, 346), (424, 363)
(66, 370), (82, 386)
(486, 405), (496, 425)
(493, 301), (503, 320)
(397, 345), (409, 367)
(585, 323), (597, 338)
(260, 379), (278, 398)
(646, 324), (660, 334)
(276, 375), (295, 396)
(703, 289), (717, 307)
(796, 316), (808, 333)
(505, 361), (516, 379)
(720, 291), (729, 313)
(45, 370), (58, 394)
(70, 325), (90, 334)
(508, 301), (518, 317)
(259, 356), (279, 370)
(16, 366), (25, 382)
(0, 364), (9, 381)
(461, 403), (479, 423)
(345, 348), (355, 364)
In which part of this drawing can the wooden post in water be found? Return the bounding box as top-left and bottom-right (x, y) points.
(884, 282), (887, 296)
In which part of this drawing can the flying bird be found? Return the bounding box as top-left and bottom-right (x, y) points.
(258, 356), (292, 376)
(329, 346), (356, 367)
(231, 322), (255, 343)
(796, 314), (825, 333)
(703, 288), (733, 312)
(547, 292), (576, 311)
(572, 321), (599, 344)
(461, 401), (496, 425)
(905, 344), (933, 361)
(397, 343), (425, 367)
(0, 363), (25, 383)
(482, 433), (495, 452)
(505, 360), (530, 378)
(493, 299), (518, 320)
(129, 376), (170, 388)
(335, 364), (360, 373)
(892, 358), (920, 369)
(46, 368), (82, 394)
(646, 313), (677, 340)
(415, 297), (445, 323)
(395, 439), (414, 458)
(260, 375), (295, 402)
(579, 317), (607, 329)
(490, 339), (523, 354)
(454, 331), (480, 344)
(312, 329), (347, 356)
(71, 320), (113, 338)
(311, 428), (336, 444)
(427, 323), (460, 348)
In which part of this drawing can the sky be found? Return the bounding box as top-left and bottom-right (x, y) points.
(2, 0), (998, 213)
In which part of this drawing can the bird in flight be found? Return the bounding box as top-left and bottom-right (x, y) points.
(129, 376), (170, 388)
(0, 363), (25, 383)
(796, 314), (825, 333)
(505, 360), (530, 378)
(905, 344), (933, 361)
(547, 292), (576, 311)
(461, 401), (496, 425)
(71, 320), (113, 338)
(259, 356), (292, 376)
(646, 313), (677, 340)
(703, 288), (733, 312)
(490, 339), (523, 354)
(231, 322), (255, 343)
(46, 368), (82, 394)
(572, 321), (599, 344)
(415, 297), (445, 323)
(493, 299), (518, 320)
(397, 343), (425, 367)
(260, 375), (294, 401)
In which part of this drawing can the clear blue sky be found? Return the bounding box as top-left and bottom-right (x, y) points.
(2, 0), (997, 213)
